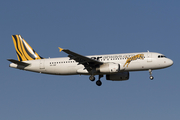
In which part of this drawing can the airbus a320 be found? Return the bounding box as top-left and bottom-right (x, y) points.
(8, 35), (173, 86)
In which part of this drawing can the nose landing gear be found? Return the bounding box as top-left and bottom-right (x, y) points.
(149, 69), (154, 80)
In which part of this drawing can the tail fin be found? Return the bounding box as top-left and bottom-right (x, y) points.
(12, 35), (43, 61)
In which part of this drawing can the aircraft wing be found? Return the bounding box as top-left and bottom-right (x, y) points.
(59, 47), (103, 70)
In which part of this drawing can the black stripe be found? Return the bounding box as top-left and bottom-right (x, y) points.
(19, 36), (29, 61)
(13, 35), (21, 55)
(40, 56), (44, 59)
(16, 51), (22, 61)
(22, 41), (36, 60)
(13, 35), (24, 61)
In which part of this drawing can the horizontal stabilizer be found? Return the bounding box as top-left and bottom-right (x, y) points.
(7, 59), (30, 66)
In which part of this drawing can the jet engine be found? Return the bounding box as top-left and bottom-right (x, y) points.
(98, 63), (120, 73)
(106, 72), (129, 81)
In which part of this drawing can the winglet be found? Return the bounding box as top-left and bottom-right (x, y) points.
(58, 47), (64, 52)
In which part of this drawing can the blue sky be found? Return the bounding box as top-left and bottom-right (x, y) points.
(1, 0), (179, 120)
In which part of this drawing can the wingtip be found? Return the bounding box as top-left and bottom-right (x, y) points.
(58, 47), (64, 52)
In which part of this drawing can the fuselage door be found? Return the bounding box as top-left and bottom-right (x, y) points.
(40, 60), (45, 69)
(147, 53), (152, 62)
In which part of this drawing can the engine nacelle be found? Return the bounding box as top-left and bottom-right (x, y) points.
(99, 63), (120, 73)
(106, 72), (129, 81)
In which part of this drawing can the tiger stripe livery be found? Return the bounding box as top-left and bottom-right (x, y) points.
(12, 35), (43, 61)
(8, 34), (173, 86)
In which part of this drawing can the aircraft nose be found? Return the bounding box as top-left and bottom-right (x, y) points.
(167, 59), (173, 67)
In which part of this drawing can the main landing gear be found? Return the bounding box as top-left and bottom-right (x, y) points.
(89, 75), (103, 86)
(149, 69), (154, 80)
(96, 75), (103, 86)
(89, 75), (95, 81)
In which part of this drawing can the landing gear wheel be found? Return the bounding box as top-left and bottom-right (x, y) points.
(150, 76), (154, 80)
(96, 80), (102, 86)
(149, 69), (154, 80)
(89, 75), (95, 81)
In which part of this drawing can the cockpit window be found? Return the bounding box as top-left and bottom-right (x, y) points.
(158, 55), (166, 58)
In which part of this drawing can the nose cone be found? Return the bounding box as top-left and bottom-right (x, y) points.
(167, 59), (173, 67)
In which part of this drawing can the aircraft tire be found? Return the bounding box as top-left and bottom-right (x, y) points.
(89, 75), (95, 81)
(96, 80), (102, 86)
(150, 76), (154, 80)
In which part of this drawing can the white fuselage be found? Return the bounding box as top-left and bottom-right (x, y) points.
(9, 52), (173, 75)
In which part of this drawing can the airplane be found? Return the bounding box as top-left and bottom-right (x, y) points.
(8, 35), (173, 86)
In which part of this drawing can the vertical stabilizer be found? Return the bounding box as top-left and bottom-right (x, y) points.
(12, 35), (43, 61)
